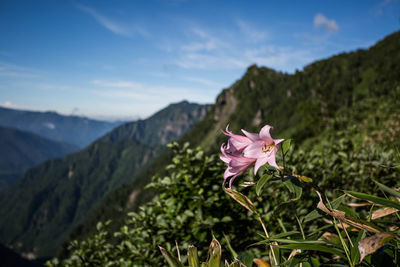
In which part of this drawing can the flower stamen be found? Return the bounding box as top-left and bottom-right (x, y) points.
(262, 144), (274, 153)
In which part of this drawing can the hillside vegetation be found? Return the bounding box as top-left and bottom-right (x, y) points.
(0, 126), (77, 191)
(0, 101), (208, 259)
(66, 30), (400, 257)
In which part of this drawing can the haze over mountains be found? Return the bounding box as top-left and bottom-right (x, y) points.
(0, 29), (399, 264)
(0, 126), (77, 191)
(0, 107), (122, 148)
(0, 107), (124, 191)
(0, 101), (209, 258)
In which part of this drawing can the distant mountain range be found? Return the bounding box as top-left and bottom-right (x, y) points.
(0, 126), (77, 191)
(0, 100), (209, 258)
(1, 29), (399, 263)
(0, 107), (122, 148)
(63, 30), (400, 258)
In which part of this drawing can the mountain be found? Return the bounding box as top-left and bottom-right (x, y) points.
(0, 126), (77, 191)
(0, 101), (209, 259)
(0, 107), (122, 148)
(64, 30), (400, 255)
(0, 243), (42, 267)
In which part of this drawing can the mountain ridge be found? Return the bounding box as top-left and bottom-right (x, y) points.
(0, 107), (122, 148)
(0, 126), (78, 191)
(0, 100), (209, 258)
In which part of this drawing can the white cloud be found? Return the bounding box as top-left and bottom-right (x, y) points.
(314, 13), (339, 33)
(182, 76), (224, 88)
(92, 80), (143, 89)
(76, 4), (148, 38)
(1, 101), (14, 108)
(237, 20), (268, 43)
(0, 61), (40, 78)
(91, 79), (213, 104)
(181, 27), (226, 52)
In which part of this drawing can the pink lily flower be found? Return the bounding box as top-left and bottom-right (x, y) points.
(222, 125), (252, 155)
(220, 144), (256, 188)
(242, 125), (284, 174)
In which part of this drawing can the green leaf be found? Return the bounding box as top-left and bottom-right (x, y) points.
(237, 252), (254, 267)
(223, 233), (238, 259)
(303, 210), (322, 224)
(304, 194), (345, 223)
(206, 236), (221, 267)
(223, 186), (259, 215)
(252, 238), (325, 247)
(279, 244), (346, 259)
(373, 180), (400, 198)
(159, 246), (184, 267)
(188, 245), (200, 267)
(283, 178), (302, 201)
(256, 173), (271, 196)
(282, 139), (292, 155)
(350, 230), (366, 266)
(270, 231), (301, 239)
(345, 191), (400, 210)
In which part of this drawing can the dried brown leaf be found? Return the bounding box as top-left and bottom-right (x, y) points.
(371, 207), (398, 220)
(253, 258), (270, 267)
(316, 191), (381, 233)
(359, 233), (394, 263)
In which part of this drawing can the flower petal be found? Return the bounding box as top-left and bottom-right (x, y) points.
(243, 141), (264, 158)
(266, 148), (280, 169)
(241, 129), (260, 142)
(254, 156), (269, 175)
(228, 175), (238, 188)
(274, 138), (284, 145)
(259, 125), (273, 139)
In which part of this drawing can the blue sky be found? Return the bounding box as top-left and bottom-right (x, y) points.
(0, 0), (399, 120)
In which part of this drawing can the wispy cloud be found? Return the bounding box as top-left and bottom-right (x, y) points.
(236, 20), (268, 43)
(92, 80), (143, 89)
(0, 61), (40, 78)
(91, 79), (212, 104)
(76, 4), (148, 37)
(181, 27), (226, 52)
(182, 76), (224, 88)
(0, 101), (15, 108)
(375, 0), (398, 15)
(314, 13), (339, 33)
(168, 24), (315, 72)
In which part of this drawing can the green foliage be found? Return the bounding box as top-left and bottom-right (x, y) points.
(0, 126), (77, 191)
(62, 30), (400, 255)
(51, 134), (399, 266)
(0, 102), (208, 258)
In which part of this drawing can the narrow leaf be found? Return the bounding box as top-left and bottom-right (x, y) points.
(223, 185), (259, 215)
(371, 207), (398, 220)
(279, 244), (346, 259)
(282, 139), (292, 155)
(159, 246), (184, 267)
(373, 180), (400, 198)
(345, 191), (400, 210)
(256, 174), (271, 196)
(223, 233), (238, 259)
(188, 245), (200, 267)
(206, 236), (221, 267)
(316, 191), (383, 233)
